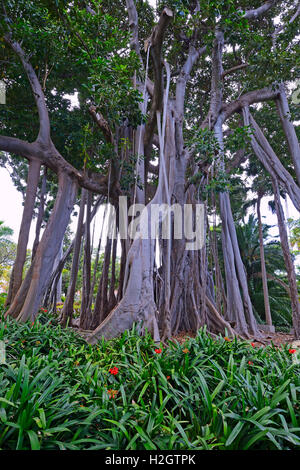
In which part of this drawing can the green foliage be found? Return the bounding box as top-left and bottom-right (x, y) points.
(0, 221), (13, 242)
(0, 222), (16, 280)
(225, 125), (252, 153)
(0, 293), (7, 313)
(189, 127), (219, 164)
(0, 319), (300, 450)
(288, 218), (300, 255)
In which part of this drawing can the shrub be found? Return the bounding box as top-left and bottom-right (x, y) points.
(0, 317), (300, 450)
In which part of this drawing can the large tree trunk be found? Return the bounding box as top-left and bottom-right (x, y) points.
(6, 172), (77, 322)
(219, 191), (259, 337)
(6, 158), (41, 306)
(272, 178), (300, 338)
(87, 111), (175, 344)
(257, 194), (273, 327)
(215, 114), (260, 338)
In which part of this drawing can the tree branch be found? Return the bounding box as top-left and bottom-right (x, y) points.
(88, 106), (114, 144)
(126, 0), (142, 63)
(0, 136), (39, 160)
(144, 7), (173, 151)
(242, 1), (278, 19)
(223, 85), (280, 120)
(222, 62), (249, 79)
(4, 33), (51, 144)
(272, 3), (300, 48)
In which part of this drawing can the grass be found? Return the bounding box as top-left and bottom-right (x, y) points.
(0, 315), (300, 450)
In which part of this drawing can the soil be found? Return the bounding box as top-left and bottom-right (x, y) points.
(171, 330), (296, 348)
(77, 326), (297, 349)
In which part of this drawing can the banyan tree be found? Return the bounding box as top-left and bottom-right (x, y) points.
(0, 0), (300, 342)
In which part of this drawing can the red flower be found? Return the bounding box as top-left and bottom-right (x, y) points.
(166, 376), (171, 380)
(289, 349), (297, 354)
(251, 342), (255, 347)
(154, 348), (162, 354)
(109, 366), (119, 375)
(4, 325), (7, 329)
(248, 361), (253, 365)
(31, 322), (34, 326)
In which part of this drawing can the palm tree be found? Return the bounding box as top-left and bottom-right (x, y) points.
(0, 221), (13, 243)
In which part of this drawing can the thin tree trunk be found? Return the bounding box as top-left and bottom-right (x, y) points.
(93, 236), (112, 327)
(6, 158), (41, 306)
(272, 178), (300, 338)
(257, 194), (272, 327)
(31, 166), (47, 261)
(108, 236), (118, 312)
(80, 190), (92, 328)
(44, 195), (103, 309)
(60, 188), (86, 326)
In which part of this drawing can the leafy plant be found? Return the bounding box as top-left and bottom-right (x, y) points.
(0, 318), (300, 450)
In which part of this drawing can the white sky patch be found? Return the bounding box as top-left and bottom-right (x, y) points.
(64, 92), (80, 109)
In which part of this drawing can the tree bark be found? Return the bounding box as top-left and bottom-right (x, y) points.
(60, 188), (86, 326)
(31, 166), (47, 261)
(257, 194), (273, 326)
(276, 83), (300, 186)
(80, 190), (92, 328)
(6, 158), (41, 306)
(6, 173), (77, 321)
(272, 178), (300, 338)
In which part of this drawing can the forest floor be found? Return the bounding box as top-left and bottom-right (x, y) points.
(77, 327), (298, 348)
(172, 330), (298, 348)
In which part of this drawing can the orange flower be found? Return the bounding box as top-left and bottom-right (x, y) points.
(224, 337), (231, 342)
(166, 376), (171, 380)
(289, 349), (297, 354)
(154, 348), (162, 354)
(107, 389), (118, 399)
(182, 348), (189, 354)
(74, 360), (80, 366)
